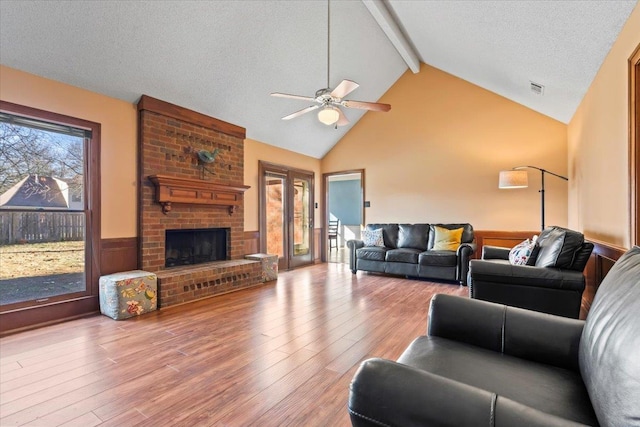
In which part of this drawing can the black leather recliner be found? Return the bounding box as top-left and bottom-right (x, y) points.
(348, 246), (640, 426)
(468, 226), (594, 318)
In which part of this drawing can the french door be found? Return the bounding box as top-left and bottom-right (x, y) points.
(259, 161), (314, 270)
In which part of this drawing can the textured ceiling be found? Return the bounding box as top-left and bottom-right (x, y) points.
(387, 0), (638, 124)
(0, 1), (636, 158)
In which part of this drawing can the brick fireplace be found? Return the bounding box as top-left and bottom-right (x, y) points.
(137, 95), (262, 307)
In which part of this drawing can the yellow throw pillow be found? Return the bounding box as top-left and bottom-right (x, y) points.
(432, 226), (463, 251)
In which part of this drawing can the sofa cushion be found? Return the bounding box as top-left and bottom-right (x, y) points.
(428, 224), (474, 249)
(570, 242), (594, 272)
(535, 226), (584, 268)
(432, 226), (463, 251)
(397, 224), (429, 251)
(361, 228), (384, 247)
(399, 336), (597, 426)
(386, 248), (421, 264)
(356, 246), (388, 262)
(366, 224), (399, 249)
(419, 251), (457, 267)
(580, 246), (640, 426)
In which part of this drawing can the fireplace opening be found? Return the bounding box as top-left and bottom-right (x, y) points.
(165, 228), (229, 268)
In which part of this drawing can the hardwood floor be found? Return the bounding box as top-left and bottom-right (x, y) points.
(327, 247), (349, 264)
(0, 262), (466, 426)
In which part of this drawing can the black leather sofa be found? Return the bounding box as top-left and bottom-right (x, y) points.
(468, 226), (594, 318)
(349, 246), (640, 426)
(346, 223), (476, 285)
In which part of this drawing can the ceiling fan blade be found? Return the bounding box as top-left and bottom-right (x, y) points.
(330, 80), (359, 99)
(271, 92), (316, 102)
(336, 108), (349, 127)
(342, 100), (391, 112)
(281, 105), (319, 120)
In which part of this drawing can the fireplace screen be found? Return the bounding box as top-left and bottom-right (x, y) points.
(165, 228), (228, 267)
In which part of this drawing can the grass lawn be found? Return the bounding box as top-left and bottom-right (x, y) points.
(0, 241), (84, 279)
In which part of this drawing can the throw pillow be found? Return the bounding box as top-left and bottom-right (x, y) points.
(362, 228), (385, 247)
(432, 226), (463, 251)
(509, 238), (537, 265)
(526, 235), (540, 265)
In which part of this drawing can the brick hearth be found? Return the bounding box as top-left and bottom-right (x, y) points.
(137, 95), (262, 307)
(155, 260), (261, 307)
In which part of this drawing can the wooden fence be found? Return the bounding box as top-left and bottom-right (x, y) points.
(0, 212), (84, 244)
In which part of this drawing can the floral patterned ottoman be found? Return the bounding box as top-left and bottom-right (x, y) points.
(99, 270), (158, 320)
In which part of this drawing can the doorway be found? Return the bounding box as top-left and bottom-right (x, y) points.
(323, 170), (364, 263)
(259, 161), (314, 271)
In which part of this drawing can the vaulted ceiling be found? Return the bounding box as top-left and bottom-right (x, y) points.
(0, 1), (637, 158)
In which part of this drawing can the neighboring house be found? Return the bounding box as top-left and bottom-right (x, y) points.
(0, 175), (84, 244)
(0, 175), (79, 210)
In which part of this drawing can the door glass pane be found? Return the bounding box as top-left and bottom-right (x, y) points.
(0, 122), (86, 306)
(293, 177), (310, 256)
(265, 173), (285, 257)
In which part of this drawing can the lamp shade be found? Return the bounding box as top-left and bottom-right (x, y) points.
(317, 106), (340, 125)
(499, 170), (528, 189)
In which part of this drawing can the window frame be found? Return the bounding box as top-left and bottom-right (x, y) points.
(630, 44), (640, 247)
(0, 101), (101, 333)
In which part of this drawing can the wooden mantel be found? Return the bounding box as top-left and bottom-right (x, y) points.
(148, 175), (250, 215)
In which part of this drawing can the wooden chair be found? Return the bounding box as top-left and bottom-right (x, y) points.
(328, 219), (339, 251)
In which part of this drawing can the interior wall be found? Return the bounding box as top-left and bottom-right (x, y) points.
(0, 65), (137, 239)
(567, 6), (640, 248)
(321, 63), (568, 230)
(243, 138), (322, 232)
(328, 179), (362, 226)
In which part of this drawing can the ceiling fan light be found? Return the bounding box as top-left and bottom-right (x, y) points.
(317, 106), (340, 125)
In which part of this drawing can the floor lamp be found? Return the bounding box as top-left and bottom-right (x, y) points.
(499, 166), (568, 230)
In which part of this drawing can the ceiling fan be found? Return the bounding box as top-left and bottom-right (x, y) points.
(270, 0), (391, 127)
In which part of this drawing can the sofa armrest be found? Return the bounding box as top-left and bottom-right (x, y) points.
(457, 242), (477, 285)
(482, 245), (511, 260)
(428, 294), (584, 371)
(428, 294), (504, 352)
(346, 239), (364, 273)
(349, 358), (495, 427)
(458, 242), (477, 257)
(346, 239), (364, 249)
(469, 259), (586, 291)
(349, 358), (588, 427)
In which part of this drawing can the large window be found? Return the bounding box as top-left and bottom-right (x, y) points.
(0, 101), (100, 333)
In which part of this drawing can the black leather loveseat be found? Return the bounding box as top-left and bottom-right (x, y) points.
(347, 223), (476, 285)
(468, 226), (594, 318)
(349, 246), (640, 427)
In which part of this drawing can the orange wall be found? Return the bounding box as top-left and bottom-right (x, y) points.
(322, 63), (568, 230)
(243, 138), (321, 232)
(0, 65), (138, 239)
(568, 6), (640, 248)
